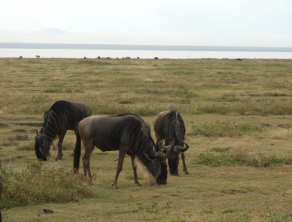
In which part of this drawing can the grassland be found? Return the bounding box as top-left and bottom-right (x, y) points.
(1, 58), (292, 221)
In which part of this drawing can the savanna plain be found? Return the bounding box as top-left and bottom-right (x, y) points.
(1, 58), (292, 222)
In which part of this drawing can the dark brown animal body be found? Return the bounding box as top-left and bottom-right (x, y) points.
(35, 100), (92, 160)
(154, 109), (190, 175)
(74, 114), (167, 189)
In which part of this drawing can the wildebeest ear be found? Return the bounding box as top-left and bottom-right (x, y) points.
(36, 129), (39, 135)
(35, 134), (42, 144)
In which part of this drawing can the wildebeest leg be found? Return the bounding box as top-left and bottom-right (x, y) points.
(181, 152), (189, 174)
(112, 147), (127, 189)
(56, 130), (67, 161)
(71, 130), (79, 157)
(131, 155), (141, 186)
(82, 140), (94, 183)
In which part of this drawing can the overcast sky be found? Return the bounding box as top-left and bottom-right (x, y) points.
(0, 0), (291, 47)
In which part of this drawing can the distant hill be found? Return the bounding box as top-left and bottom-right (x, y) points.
(0, 42), (292, 52)
(0, 29), (292, 49)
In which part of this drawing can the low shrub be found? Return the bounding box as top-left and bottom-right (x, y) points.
(0, 162), (95, 209)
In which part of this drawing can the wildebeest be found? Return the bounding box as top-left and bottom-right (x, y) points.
(154, 109), (190, 175)
(74, 114), (167, 189)
(35, 100), (92, 161)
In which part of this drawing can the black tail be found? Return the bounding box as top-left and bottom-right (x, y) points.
(34, 142), (47, 161)
(73, 133), (81, 173)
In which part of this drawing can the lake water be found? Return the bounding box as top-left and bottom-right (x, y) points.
(0, 44), (292, 59)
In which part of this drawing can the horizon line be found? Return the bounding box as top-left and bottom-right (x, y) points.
(1, 43), (292, 52)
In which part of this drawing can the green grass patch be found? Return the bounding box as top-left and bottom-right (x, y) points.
(125, 174), (144, 181)
(194, 99), (292, 115)
(16, 141), (34, 151)
(193, 149), (292, 167)
(190, 121), (263, 137)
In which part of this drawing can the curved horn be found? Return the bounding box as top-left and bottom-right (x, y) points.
(174, 140), (190, 152)
(158, 139), (172, 152)
(154, 151), (165, 159)
(145, 146), (165, 160)
(35, 134), (42, 143)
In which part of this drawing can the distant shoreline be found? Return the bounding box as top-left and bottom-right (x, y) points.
(0, 43), (292, 52)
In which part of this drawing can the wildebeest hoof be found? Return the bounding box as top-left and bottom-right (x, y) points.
(43, 209), (54, 214)
(185, 172), (189, 175)
(55, 156), (62, 161)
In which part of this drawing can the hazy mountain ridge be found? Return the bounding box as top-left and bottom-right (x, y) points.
(1, 42), (292, 52)
(0, 29), (292, 49)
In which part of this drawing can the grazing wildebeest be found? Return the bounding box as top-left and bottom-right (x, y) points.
(154, 109), (190, 175)
(74, 114), (167, 189)
(35, 100), (92, 161)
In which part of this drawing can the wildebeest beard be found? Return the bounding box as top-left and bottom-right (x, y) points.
(166, 149), (179, 175)
(133, 137), (167, 185)
(35, 133), (52, 158)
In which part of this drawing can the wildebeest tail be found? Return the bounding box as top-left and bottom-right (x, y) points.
(73, 132), (81, 173)
(34, 141), (47, 161)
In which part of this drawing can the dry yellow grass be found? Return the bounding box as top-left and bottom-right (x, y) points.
(1, 58), (292, 221)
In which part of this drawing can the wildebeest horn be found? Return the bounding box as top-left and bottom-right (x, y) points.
(174, 140), (190, 152)
(154, 151), (165, 159)
(158, 139), (172, 152)
(145, 146), (165, 160)
(35, 134), (42, 143)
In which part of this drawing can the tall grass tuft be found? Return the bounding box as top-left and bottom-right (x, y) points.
(0, 162), (95, 209)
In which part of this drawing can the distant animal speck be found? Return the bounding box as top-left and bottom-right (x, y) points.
(43, 209), (54, 214)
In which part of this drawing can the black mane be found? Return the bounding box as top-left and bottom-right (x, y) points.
(107, 114), (162, 179)
(108, 114), (153, 151)
(40, 101), (77, 139)
(166, 109), (185, 144)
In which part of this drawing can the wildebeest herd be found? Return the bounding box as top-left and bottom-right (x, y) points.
(34, 100), (190, 188)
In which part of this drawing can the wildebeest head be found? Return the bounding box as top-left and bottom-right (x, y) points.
(144, 146), (167, 185)
(34, 130), (50, 160)
(158, 139), (189, 175)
